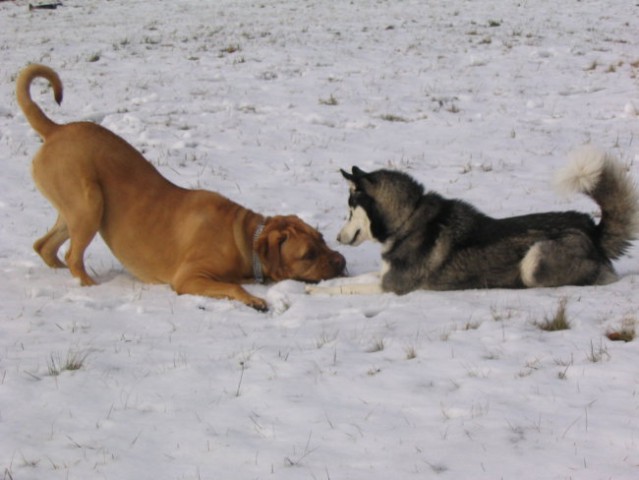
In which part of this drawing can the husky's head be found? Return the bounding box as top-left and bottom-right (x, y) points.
(337, 166), (424, 246)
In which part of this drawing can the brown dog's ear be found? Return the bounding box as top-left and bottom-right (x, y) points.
(255, 223), (289, 280)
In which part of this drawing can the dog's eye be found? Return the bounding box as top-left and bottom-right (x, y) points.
(302, 249), (317, 261)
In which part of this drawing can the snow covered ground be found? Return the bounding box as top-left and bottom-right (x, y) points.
(1, 1), (638, 478)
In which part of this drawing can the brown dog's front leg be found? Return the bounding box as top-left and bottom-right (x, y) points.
(172, 275), (268, 312)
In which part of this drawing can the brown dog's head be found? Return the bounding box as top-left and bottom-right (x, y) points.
(255, 215), (346, 283)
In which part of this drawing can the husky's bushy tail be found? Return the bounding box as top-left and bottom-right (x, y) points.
(556, 145), (639, 259)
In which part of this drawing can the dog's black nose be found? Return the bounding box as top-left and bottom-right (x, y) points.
(332, 251), (346, 273)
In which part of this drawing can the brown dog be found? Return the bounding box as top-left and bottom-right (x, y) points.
(17, 64), (345, 311)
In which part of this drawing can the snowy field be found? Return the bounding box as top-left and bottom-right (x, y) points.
(1, 1), (638, 478)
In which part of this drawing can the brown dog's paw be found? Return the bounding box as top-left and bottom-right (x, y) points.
(247, 296), (269, 312)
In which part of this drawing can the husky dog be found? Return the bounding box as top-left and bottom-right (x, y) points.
(308, 147), (639, 296)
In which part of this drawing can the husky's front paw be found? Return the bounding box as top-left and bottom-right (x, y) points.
(305, 282), (341, 295)
(305, 284), (323, 295)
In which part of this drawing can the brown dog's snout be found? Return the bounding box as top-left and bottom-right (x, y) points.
(331, 251), (346, 275)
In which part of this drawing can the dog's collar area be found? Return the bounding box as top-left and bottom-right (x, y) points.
(252, 222), (266, 283)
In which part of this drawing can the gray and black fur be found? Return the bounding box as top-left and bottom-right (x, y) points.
(334, 147), (638, 294)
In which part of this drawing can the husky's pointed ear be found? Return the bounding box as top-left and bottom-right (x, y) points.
(340, 168), (355, 182)
(351, 166), (368, 178)
(342, 166), (368, 189)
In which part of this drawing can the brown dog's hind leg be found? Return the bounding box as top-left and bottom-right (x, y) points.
(64, 235), (98, 286)
(34, 214), (69, 268)
(61, 183), (104, 286)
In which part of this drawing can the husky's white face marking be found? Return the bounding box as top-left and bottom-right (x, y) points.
(337, 206), (373, 246)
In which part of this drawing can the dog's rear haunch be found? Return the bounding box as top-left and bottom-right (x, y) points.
(309, 146), (638, 296)
(17, 64), (345, 310)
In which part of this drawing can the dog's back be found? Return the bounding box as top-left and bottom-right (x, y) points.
(17, 65), (182, 226)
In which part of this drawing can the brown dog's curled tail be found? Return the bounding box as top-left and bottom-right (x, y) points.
(16, 64), (63, 139)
